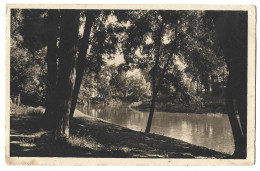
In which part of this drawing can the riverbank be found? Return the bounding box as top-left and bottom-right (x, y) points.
(131, 100), (226, 114)
(10, 104), (231, 158)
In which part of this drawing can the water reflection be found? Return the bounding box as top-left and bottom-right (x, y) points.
(77, 103), (234, 154)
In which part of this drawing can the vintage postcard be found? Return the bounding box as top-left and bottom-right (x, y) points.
(5, 4), (256, 165)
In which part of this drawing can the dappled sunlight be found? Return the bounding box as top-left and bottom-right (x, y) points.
(67, 135), (103, 150)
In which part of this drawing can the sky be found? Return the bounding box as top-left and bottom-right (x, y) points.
(106, 52), (125, 66)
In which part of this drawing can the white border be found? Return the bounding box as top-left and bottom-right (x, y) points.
(1, 0), (258, 170)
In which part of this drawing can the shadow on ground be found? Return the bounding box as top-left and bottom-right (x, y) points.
(10, 105), (231, 158)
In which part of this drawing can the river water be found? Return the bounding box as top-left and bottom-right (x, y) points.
(77, 103), (234, 154)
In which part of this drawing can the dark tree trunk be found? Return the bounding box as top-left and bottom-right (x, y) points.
(208, 11), (248, 158)
(145, 21), (163, 133)
(41, 10), (59, 129)
(204, 75), (210, 94)
(145, 17), (177, 133)
(53, 10), (80, 139)
(145, 89), (158, 133)
(225, 75), (244, 158)
(235, 91), (247, 157)
(145, 52), (173, 133)
(69, 11), (97, 120)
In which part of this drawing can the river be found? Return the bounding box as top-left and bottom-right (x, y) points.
(77, 103), (234, 155)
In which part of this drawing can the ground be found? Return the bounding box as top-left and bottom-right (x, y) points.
(10, 104), (231, 158)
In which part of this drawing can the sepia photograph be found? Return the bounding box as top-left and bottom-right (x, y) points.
(5, 4), (256, 165)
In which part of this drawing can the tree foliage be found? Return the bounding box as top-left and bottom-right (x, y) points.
(113, 10), (227, 133)
(11, 9), (47, 106)
(10, 9), (234, 142)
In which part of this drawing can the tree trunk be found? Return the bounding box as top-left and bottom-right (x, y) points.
(145, 14), (177, 133)
(225, 75), (244, 157)
(145, 54), (171, 133)
(235, 92), (247, 158)
(88, 98), (91, 108)
(144, 21), (163, 133)
(53, 10), (80, 139)
(69, 11), (97, 120)
(233, 55), (247, 158)
(145, 89), (158, 133)
(17, 93), (21, 106)
(196, 79), (199, 93)
(125, 89), (128, 97)
(41, 10), (59, 129)
(209, 75), (212, 93)
(204, 75), (210, 94)
(208, 11), (248, 158)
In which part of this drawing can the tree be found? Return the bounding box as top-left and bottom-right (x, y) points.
(117, 10), (216, 133)
(16, 9), (120, 135)
(207, 11), (248, 158)
(109, 68), (129, 98)
(69, 10), (98, 120)
(127, 74), (151, 101)
(10, 9), (47, 106)
(77, 73), (97, 106)
(41, 10), (60, 128)
(116, 10), (183, 133)
(52, 10), (80, 138)
(174, 11), (227, 96)
(69, 10), (120, 119)
(13, 9), (60, 127)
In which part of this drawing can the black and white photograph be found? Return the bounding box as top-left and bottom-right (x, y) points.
(5, 4), (256, 165)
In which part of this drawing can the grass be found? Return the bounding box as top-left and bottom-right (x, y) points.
(66, 134), (103, 150)
(9, 104), (232, 158)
